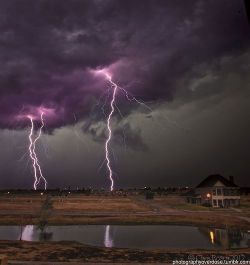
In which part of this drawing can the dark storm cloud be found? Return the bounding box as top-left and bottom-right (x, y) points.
(114, 123), (148, 152)
(82, 118), (148, 151)
(0, 0), (249, 129)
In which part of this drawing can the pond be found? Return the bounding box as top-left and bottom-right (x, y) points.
(0, 225), (249, 249)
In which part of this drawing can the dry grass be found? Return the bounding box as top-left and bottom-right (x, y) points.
(0, 212), (248, 229)
(0, 195), (249, 229)
(0, 195), (249, 262)
(0, 240), (249, 263)
(0, 195), (150, 213)
(153, 196), (210, 211)
(54, 197), (149, 212)
(240, 196), (250, 209)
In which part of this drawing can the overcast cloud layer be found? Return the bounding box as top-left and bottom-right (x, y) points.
(0, 0), (249, 188)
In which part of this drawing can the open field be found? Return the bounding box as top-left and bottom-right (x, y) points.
(0, 196), (149, 213)
(0, 194), (249, 228)
(0, 194), (249, 263)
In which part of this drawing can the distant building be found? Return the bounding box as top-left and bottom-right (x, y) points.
(186, 174), (240, 207)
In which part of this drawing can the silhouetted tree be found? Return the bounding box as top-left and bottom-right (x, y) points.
(37, 195), (53, 240)
(19, 215), (25, 241)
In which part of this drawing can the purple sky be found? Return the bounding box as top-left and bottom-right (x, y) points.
(0, 0), (250, 189)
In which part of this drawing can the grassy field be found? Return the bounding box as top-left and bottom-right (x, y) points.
(0, 194), (249, 263)
(240, 196), (250, 209)
(0, 195), (150, 212)
(0, 194), (249, 229)
(1, 194), (249, 211)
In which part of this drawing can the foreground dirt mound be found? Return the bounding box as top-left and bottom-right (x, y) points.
(0, 240), (249, 263)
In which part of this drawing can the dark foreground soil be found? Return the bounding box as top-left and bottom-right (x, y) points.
(0, 240), (249, 263)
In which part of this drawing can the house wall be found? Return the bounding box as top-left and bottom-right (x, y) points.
(195, 186), (240, 207)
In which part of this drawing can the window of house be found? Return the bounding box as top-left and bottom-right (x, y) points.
(217, 189), (222, 195)
(218, 200), (223, 207)
(213, 189), (216, 195)
(213, 200), (217, 206)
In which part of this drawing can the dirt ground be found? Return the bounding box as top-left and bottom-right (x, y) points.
(0, 240), (249, 263)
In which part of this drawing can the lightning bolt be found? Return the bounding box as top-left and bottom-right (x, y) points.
(27, 112), (47, 190)
(93, 68), (190, 191)
(28, 115), (38, 190)
(101, 71), (151, 191)
(105, 73), (117, 192)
